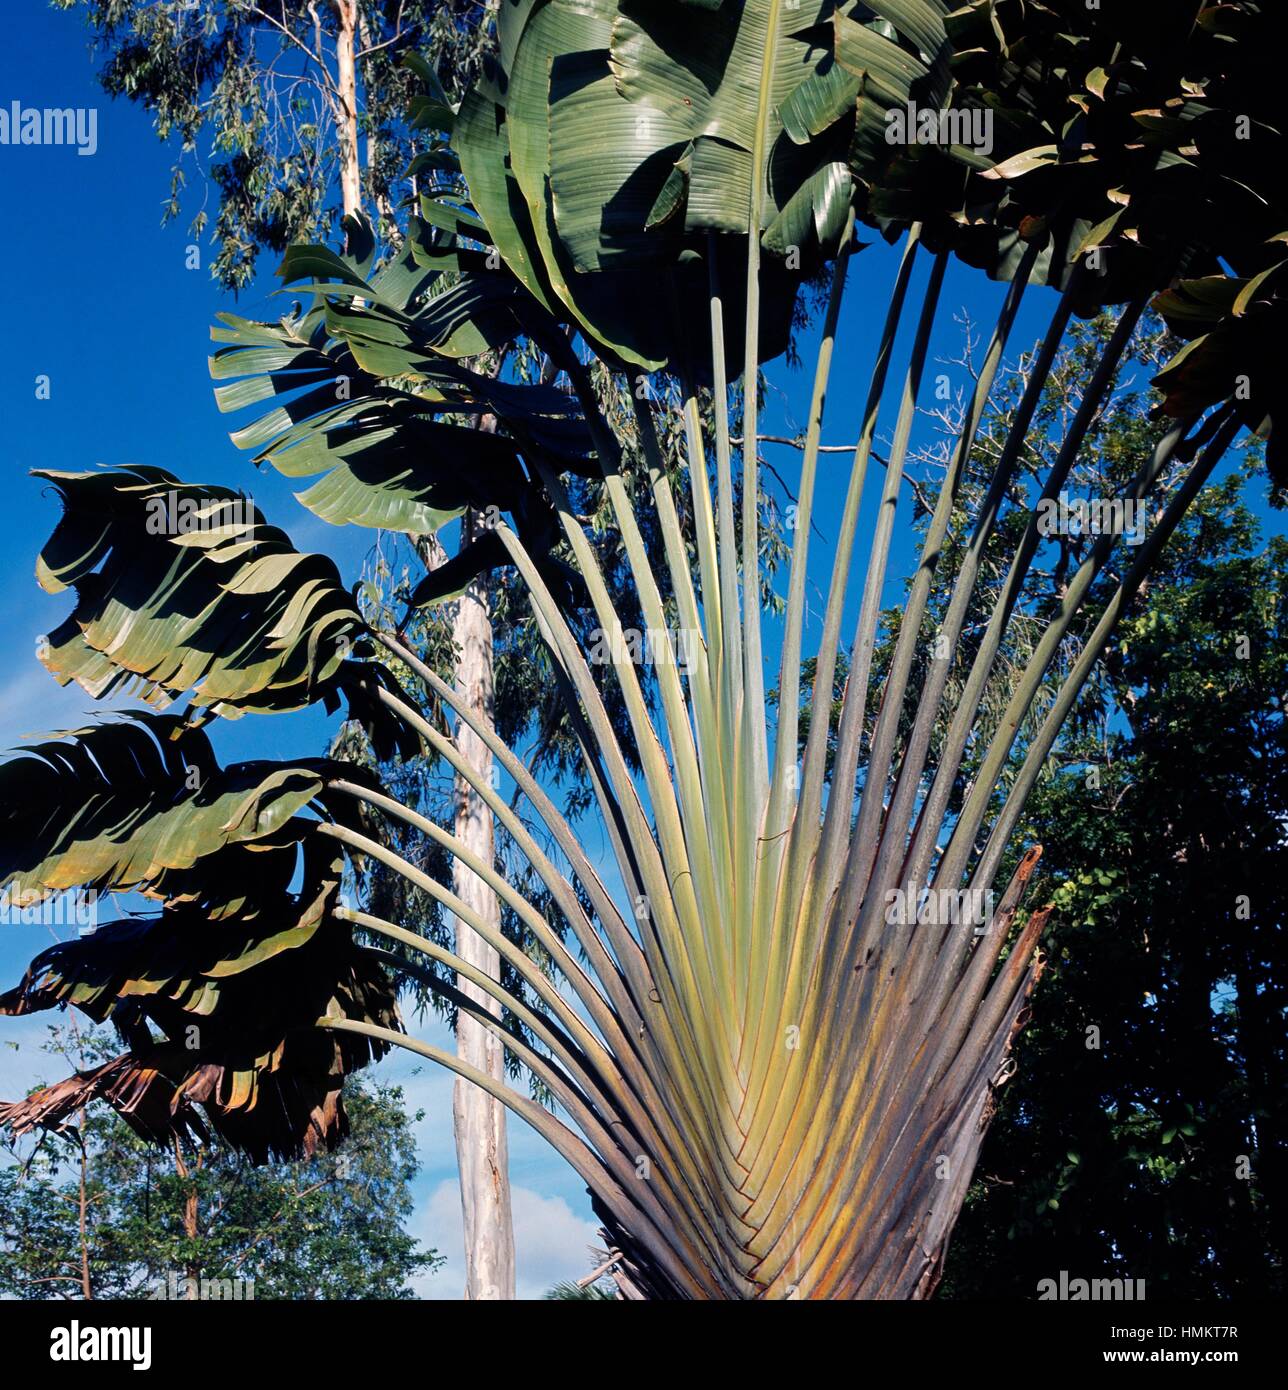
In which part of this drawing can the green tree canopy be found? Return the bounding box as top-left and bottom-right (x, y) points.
(944, 468), (1287, 1299)
(0, 1026), (441, 1299)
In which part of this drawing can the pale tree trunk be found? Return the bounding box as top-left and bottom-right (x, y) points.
(345, 28), (514, 1292)
(333, 0), (362, 221)
(450, 505), (516, 1300)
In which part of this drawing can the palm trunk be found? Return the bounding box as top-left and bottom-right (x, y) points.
(451, 505), (516, 1300)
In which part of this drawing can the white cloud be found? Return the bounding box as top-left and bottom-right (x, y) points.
(511, 1185), (605, 1299)
(413, 1180), (603, 1301)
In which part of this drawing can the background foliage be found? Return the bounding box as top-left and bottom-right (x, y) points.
(0, 1027), (440, 1299)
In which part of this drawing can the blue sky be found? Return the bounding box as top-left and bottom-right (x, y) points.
(2, 2), (1279, 1298)
(0, 3), (609, 1297)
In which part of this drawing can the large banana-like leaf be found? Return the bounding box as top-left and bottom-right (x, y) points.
(0, 715), (326, 909)
(211, 213), (595, 541)
(452, 0), (950, 371)
(212, 214), (604, 606)
(0, 733), (404, 1161)
(2, 384), (421, 1167)
(937, 0), (1281, 290)
(959, 0), (1285, 478)
(1153, 241), (1288, 486)
(850, 0), (1288, 479)
(36, 465), (420, 757)
(0, 897), (402, 1161)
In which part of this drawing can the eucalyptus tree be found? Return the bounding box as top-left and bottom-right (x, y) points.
(57, 0), (526, 1296)
(55, 0), (496, 277)
(2, 0), (1283, 1299)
